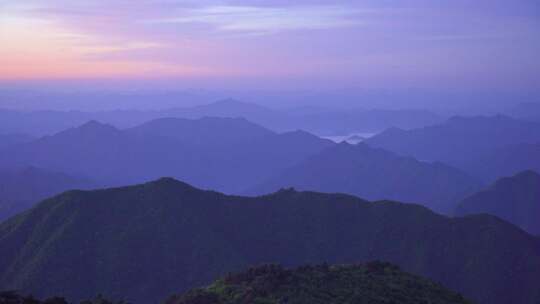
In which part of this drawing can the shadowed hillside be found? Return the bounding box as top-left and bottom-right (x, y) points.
(1, 178), (539, 304)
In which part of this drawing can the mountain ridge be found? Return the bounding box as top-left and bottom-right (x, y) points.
(455, 170), (540, 235)
(0, 118), (333, 193)
(1, 178), (539, 304)
(365, 115), (540, 181)
(249, 142), (481, 214)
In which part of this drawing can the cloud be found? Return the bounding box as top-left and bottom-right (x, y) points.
(147, 5), (365, 34)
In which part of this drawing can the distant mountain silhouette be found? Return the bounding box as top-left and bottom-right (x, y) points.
(292, 108), (443, 135)
(1, 178), (539, 304)
(169, 98), (276, 119)
(168, 262), (472, 304)
(366, 115), (540, 181)
(126, 116), (274, 147)
(0, 118), (333, 193)
(0, 167), (95, 221)
(0, 100), (444, 137)
(456, 170), (540, 235)
(249, 142), (481, 214)
(136, 99), (444, 135)
(140, 99), (445, 135)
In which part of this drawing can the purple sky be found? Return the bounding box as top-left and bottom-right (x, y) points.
(1, 0), (539, 91)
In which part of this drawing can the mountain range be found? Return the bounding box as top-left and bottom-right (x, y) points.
(456, 170), (540, 235)
(366, 115), (540, 181)
(1, 178), (539, 304)
(0, 117), (483, 215)
(0, 118), (333, 193)
(249, 142), (481, 214)
(125, 116), (274, 147)
(0, 99), (444, 137)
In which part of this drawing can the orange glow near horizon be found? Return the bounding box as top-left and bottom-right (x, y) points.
(0, 16), (207, 80)
(1, 1), (538, 89)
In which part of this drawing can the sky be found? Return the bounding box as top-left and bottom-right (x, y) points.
(1, 0), (539, 92)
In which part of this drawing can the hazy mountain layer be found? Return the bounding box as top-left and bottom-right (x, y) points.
(0, 118), (333, 193)
(456, 170), (540, 235)
(366, 115), (540, 181)
(0, 117), (483, 214)
(0, 99), (444, 137)
(249, 142), (481, 214)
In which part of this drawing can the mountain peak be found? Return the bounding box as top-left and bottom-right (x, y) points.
(145, 177), (197, 190)
(493, 170), (540, 188)
(275, 187), (297, 194)
(513, 169), (540, 180)
(77, 120), (118, 132)
(52, 120), (119, 138)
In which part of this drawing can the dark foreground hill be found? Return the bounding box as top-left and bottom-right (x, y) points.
(249, 142), (481, 214)
(0, 291), (120, 304)
(0, 263), (472, 304)
(1, 179), (539, 304)
(456, 170), (540, 235)
(0, 167), (95, 221)
(168, 262), (472, 304)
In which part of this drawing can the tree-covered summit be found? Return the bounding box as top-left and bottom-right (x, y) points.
(167, 262), (472, 304)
